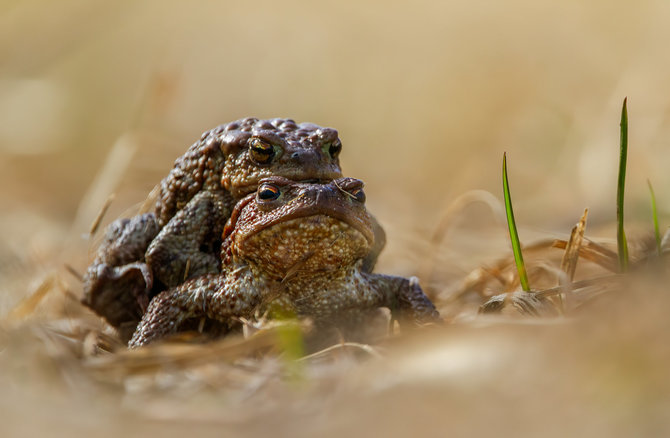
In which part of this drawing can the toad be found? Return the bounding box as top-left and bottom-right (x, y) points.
(83, 118), (385, 341)
(129, 177), (438, 347)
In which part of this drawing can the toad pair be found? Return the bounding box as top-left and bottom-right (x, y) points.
(82, 118), (439, 347)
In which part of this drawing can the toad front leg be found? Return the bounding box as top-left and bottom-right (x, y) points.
(365, 273), (441, 326)
(128, 270), (266, 347)
(146, 189), (233, 288)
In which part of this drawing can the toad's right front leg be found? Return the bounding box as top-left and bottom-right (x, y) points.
(128, 271), (264, 348)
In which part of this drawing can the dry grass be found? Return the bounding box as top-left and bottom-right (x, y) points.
(2, 1), (670, 437)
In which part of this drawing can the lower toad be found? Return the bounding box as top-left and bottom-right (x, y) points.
(129, 177), (438, 347)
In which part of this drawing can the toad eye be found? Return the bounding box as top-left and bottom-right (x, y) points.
(327, 139), (342, 159)
(258, 184), (281, 201)
(350, 188), (365, 204)
(249, 138), (276, 164)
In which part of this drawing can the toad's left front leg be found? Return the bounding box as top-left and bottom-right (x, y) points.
(365, 273), (441, 326)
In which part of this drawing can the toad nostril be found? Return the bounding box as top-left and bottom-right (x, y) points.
(291, 152), (300, 159)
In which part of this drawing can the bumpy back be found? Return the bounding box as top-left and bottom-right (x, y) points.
(154, 117), (343, 227)
(155, 126), (227, 227)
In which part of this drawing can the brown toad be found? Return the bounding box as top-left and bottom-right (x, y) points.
(83, 118), (385, 341)
(129, 177), (439, 348)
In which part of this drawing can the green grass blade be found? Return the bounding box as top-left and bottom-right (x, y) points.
(269, 305), (305, 383)
(617, 98), (629, 272)
(647, 179), (662, 257)
(502, 152), (530, 292)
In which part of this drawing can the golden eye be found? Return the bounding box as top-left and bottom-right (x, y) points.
(249, 138), (276, 164)
(258, 184), (281, 201)
(350, 188), (365, 203)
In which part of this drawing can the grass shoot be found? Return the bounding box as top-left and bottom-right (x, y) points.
(617, 98), (629, 272)
(647, 179), (662, 257)
(502, 152), (530, 292)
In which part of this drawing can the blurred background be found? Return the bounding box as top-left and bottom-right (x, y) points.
(2, 0), (670, 436)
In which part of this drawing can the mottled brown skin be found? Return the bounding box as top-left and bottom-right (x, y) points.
(83, 118), (385, 340)
(82, 214), (159, 341)
(129, 178), (438, 348)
